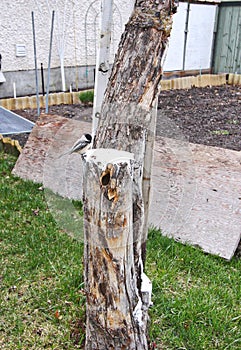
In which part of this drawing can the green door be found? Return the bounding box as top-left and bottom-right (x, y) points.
(213, 4), (241, 74)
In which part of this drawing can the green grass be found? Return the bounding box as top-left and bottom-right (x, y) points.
(78, 90), (94, 105)
(211, 129), (230, 136)
(0, 153), (85, 349)
(147, 229), (241, 349)
(0, 152), (241, 349)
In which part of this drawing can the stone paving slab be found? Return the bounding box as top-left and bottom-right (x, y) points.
(12, 115), (241, 259)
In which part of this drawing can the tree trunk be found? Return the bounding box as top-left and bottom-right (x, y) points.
(83, 149), (149, 349)
(84, 1), (177, 348)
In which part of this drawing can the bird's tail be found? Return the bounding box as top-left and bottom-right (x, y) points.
(57, 150), (71, 159)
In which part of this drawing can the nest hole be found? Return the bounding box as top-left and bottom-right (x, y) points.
(101, 172), (111, 186)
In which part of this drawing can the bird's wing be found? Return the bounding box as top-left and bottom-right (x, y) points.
(57, 135), (87, 158)
(57, 138), (83, 158)
(69, 138), (85, 153)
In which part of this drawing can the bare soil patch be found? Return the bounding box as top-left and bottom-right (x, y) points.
(11, 85), (241, 150)
(158, 84), (241, 151)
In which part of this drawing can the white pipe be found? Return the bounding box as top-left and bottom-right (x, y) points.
(45, 10), (55, 114)
(92, 0), (114, 136)
(13, 82), (16, 99)
(60, 56), (66, 92)
(183, 2), (190, 71)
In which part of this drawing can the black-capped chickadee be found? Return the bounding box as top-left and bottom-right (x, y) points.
(59, 133), (92, 158)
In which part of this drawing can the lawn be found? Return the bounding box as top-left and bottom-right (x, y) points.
(0, 152), (240, 349)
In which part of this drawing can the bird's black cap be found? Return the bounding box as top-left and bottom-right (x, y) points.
(85, 134), (92, 142)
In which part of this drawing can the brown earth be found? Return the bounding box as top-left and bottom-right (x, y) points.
(158, 84), (241, 152)
(11, 84), (241, 150)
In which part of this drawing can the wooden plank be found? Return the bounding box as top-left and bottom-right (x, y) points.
(213, 7), (226, 72)
(223, 7), (233, 71)
(233, 8), (241, 73)
(12, 115), (91, 189)
(214, 7), (232, 72)
(149, 138), (241, 260)
(227, 8), (238, 72)
(214, 5), (241, 74)
(12, 116), (241, 260)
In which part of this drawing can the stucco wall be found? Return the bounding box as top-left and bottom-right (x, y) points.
(0, 0), (134, 97)
(0, 1), (218, 98)
(0, 0), (133, 72)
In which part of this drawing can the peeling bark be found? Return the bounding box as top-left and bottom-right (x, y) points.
(83, 149), (148, 349)
(84, 1), (177, 348)
(94, 0), (177, 110)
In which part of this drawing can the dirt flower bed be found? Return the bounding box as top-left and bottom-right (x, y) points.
(11, 84), (241, 151)
(158, 84), (241, 151)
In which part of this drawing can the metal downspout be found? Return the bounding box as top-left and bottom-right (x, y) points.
(32, 12), (40, 117)
(183, 1), (190, 71)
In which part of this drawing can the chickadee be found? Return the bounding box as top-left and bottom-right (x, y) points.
(59, 133), (92, 158)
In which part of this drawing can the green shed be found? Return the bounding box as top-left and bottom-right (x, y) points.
(213, 0), (241, 73)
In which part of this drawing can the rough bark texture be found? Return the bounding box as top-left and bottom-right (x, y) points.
(94, 0), (177, 110)
(84, 1), (177, 349)
(83, 150), (148, 349)
(94, 0), (177, 247)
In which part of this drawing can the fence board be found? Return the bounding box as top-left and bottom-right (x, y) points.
(213, 5), (241, 73)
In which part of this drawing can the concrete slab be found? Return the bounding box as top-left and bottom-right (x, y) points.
(12, 115), (241, 259)
(0, 106), (35, 135)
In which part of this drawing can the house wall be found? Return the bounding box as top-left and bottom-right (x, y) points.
(0, 0), (229, 99)
(0, 0), (134, 98)
(0, 0), (134, 71)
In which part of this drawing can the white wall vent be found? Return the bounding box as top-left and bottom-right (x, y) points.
(16, 44), (26, 57)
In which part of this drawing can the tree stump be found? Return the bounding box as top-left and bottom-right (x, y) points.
(83, 149), (151, 349)
(83, 1), (178, 347)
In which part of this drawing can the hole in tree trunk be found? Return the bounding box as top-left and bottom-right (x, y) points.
(101, 172), (111, 186)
